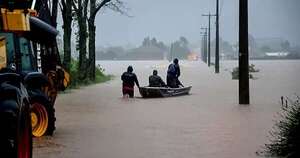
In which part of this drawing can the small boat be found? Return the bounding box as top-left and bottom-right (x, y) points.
(139, 86), (192, 98)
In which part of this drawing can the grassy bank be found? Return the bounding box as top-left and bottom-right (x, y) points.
(68, 59), (113, 89)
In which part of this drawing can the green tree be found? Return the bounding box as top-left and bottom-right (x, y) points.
(260, 45), (272, 53)
(142, 37), (151, 47)
(281, 40), (290, 51)
(72, 0), (89, 80)
(170, 36), (190, 59)
(87, 0), (127, 80)
(60, 0), (73, 72)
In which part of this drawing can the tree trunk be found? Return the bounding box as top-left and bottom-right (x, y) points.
(62, 0), (72, 72)
(78, 18), (87, 80)
(62, 26), (72, 71)
(88, 0), (97, 81)
(76, 0), (88, 80)
(88, 20), (96, 80)
(51, 0), (58, 28)
(62, 0), (73, 72)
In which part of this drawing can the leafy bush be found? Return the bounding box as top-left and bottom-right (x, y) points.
(68, 59), (112, 89)
(94, 64), (112, 83)
(231, 64), (259, 80)
(263, 96), (300, 158)
(249, 64), (260, 73)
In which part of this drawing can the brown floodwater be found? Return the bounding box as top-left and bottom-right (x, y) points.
(33, 60), (300, 158)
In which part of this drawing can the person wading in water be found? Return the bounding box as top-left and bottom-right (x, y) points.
(121, 66), (140, 98)
(167, 58), (183, 88)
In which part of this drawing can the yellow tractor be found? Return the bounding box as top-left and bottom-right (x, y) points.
(0, 0), (69, 157)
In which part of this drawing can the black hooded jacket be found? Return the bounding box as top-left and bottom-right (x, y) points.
(121, 72), (139, 88)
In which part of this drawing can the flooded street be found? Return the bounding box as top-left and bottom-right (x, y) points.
(33, 60), (300, 158)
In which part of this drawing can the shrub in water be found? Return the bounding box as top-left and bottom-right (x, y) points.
(264, 96), (300, 158)
(231, 64), (259, 80)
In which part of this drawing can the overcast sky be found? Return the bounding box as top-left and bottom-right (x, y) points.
(62, 0), (300, 47)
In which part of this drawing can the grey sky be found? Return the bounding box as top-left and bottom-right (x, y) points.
(74, 0), (300, 47)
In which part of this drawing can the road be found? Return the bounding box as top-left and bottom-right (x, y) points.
(33, 60), (300, 158)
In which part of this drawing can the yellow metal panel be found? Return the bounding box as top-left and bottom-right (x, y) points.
(1, 8), (30, 31)
(63, 69), (70, 88)
(0, 36), (7, 69)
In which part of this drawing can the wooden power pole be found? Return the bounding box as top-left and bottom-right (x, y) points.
(215, 0), (220, 73)
(200, 30), (208, 63)
(239, 0), (250, 104)
(202, 13), (216, 67)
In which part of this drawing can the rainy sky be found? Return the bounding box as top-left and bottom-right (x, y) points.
(65, 0), (300, 47)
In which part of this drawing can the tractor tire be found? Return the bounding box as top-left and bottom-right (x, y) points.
(0, 99), (32, 158)
(30, 95), (55, 137)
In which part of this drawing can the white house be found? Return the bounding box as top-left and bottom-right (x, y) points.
(265, 52), (289, 57)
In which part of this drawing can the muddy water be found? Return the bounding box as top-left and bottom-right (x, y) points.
(33, 60), (300, 158)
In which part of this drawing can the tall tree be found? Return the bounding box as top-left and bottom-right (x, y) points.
(60, 0), (73, 72)
(71, 0), (126, 81)
(51, 0), (59, 28)
(73, 0), (89, 80)
(281, 40), (290, 51)
(87, 0), (126, 80)
(87, 0), (110, 80)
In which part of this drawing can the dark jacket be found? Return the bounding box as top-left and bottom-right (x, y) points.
(167, 63), (180, 77)
(121, 72), (139, 88)
(149, 75), (166, 87)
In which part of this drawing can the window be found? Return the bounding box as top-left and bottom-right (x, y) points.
(0, 33), (15, 66)
(0, 33), (35, 71)
(19, 37), (34, 71)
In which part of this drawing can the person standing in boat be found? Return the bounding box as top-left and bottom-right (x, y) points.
(121, 66), (140, 98)
(149, 70), (167, 87)
(167, 58), (183, 88)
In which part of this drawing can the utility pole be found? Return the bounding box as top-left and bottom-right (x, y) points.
(200, 31), (208, 63)
(239, 0), (250, 104)
(201, 36), (205, 62)
(215, 0), (220, 73)
(202, 13), (216, 67)
(200, 35), (205, 63)
(204, 33), (207, 63)
(201, 28), (208, 63)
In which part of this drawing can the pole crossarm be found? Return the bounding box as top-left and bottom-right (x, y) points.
(202, 14), (216, 17)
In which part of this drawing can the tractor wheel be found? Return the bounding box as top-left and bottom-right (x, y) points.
(31, 96), (55, 137)
(0, 99), (32, 158)
(17, 100), (32, 158)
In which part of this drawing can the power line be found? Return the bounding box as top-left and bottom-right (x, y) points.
(220, 0), (225, 17)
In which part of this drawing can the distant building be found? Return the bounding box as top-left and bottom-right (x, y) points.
(265, 52), (289, 57)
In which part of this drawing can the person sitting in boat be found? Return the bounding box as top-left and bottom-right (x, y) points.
(167, 58), (183, 88)
(121, 66), (140, 98)
(149, 70), (167, 87)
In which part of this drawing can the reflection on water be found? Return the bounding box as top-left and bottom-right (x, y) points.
(96, 60), (300, 158)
